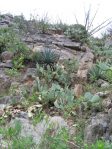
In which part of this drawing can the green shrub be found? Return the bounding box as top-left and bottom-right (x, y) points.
(0, 120), (21, 139)
(0, 28), (16, 53)
(65, 24), (88, 43)
(0, 27), (29, 54)
(12, 53), (25, 69)
(0, 27), (30, 70)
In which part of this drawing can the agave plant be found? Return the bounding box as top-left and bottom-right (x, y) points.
(34, 48), (60, 70)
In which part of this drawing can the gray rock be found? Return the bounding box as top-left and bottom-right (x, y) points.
(24, 34), (82, 51)
(25, 68), (37, 75)
(16, 111), (28, 119)
(0, 96), (22, 104)
(53, 41), (81, 50)
(0, 140), (8, 149)
(77, 48), (94, 82)
(101, 82), (110, 88)
(1, 51), (14, 62)
(84, 113), (111, 144)
(97, 79), (110, 87)
(0, 71), (11, 94)
(32, 45), (75, 60)
(10, 116), (68, 145)
(0, 96), (11, 104)
(22, 68), (37, 82)
(105, 37), (112, 47)
(59, 49), (75, 60)
(0, 104), (7, 110)
(109, 119), (112, 134)
(10, 82), (28, 100)
(102, 98), (112, 109)
(108, 108), (112, 119)
(0, 24), (8, 28)
(0, 61), (13, 69)
(95, 91), (110, 97)
(0, 14), (13, 29)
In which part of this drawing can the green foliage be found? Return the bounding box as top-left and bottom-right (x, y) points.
(89, 37), (112, 63)
(53, 64), (71, 86)
(34, 48), (60, 69)
(0, 28), (16, 53)
(89, 37), (105, 52)
(0, 120), (21, 139)
(11, 136), (35, 149)
(85, 140), (112, 149)
(0, 27), (29, 56)
(65, 24), (88, 43)
(54, 87), (75, 109)
(84, 92), (102, 111)
(98, 47), (112, 63)
(37, 15), (50, 33)
(38, 127), (70, 149)
(89, 62), (109, 82)
(104, 68), (112, 83)
(63, 59), (78, 73)
(12, 53), (25, 69)
(33, 60), (77, 108)
(36, 58), (78, 87)
(40, 84), (60, 104)
(33, 76), (75, 108)
(33, 110), (46, 125)
(5, 68), (20, 77)
(89, 64), (103, 81)
(0, 120), (36, 148)
(30, 14), (50, 34)
(84, 92), (101, 103)
(89, 61), (112, 83)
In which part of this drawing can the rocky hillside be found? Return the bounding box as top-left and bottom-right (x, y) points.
(0, 14), (112, 148)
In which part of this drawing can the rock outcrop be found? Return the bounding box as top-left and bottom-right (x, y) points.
(0, 69), (11, 95)
(74, 47), (94, 97)
(84, 111), (112, 144)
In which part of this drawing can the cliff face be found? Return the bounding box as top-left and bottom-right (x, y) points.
(0, 13), (112, 148)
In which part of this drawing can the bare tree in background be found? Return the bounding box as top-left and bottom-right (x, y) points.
(75, 5), (112, 36)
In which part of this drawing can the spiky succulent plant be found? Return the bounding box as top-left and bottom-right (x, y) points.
(34, 48), (60, 69)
